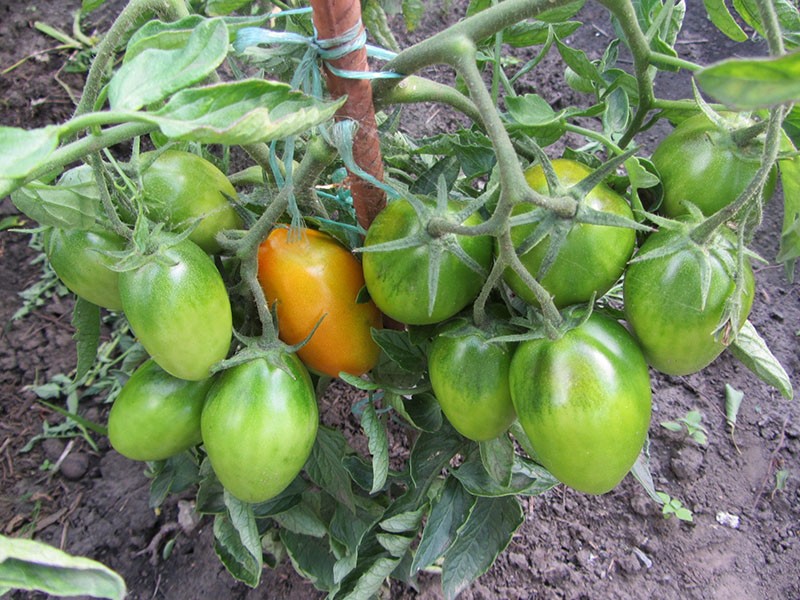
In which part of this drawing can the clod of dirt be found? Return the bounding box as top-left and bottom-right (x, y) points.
(42, 438), (66, 461)
(669, 446), (705, 480)
(60, 452), (90, 480)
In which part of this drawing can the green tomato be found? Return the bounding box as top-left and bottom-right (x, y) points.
(651, 113), (777, 217)
(201, 354), (318, 504)
(108, 359), (212, 461)
(141, 150), (243, 253)
(119, 238), (232, 381)
(504, 159), (636, 308)
(44, 227), (126, 311)
(362, 198), (493, 325)
(510, 313), (652, 495)
(623, 224), (755, 376)
(428, 323), (515, 441)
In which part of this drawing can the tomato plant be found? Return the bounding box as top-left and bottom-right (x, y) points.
(118, 238), (233, 381)
(108, 359), (212, 461)
(510, 313), (653, 495)
(623, 223), (756, 376)
(651, 113), (777, 217)
(362, 197), (493, 325)
(140, 149), (244, 254)
(257, 226), (382, 377)
(44, 227), (126, 311)
(200, 354), (318, 504)
(504, 159), (636, 308)
(427, 320), (515, 441)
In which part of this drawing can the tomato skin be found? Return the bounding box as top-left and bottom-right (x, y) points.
(141, 150), (243, 253)
(108, 359), (212, 461)
(428, 326), (515, 441)
(257, 227), (382, 377)
(119, 238), (232, 381)
(510, 313), (652, 495)
(505, 159), (636, 308)
(44, 227), (126, 311)
(362, 198), (493, 325)
(652, 113), (777, 217)
(623, 226), (755, 376)
(200, 355), (318, 504)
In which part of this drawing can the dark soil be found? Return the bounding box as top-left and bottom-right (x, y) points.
(1, 1), (798, 599)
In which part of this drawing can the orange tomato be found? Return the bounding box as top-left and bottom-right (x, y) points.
(257, 227), (382, 377)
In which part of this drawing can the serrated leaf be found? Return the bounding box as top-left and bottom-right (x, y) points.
(479, 435), (514, 487)
(206, 0), (253, 16)
(340, 555), (400, 600)
(148, 451), (200, 509)
(305, 427), (357, 513)
(729, 320), (793, 400)
(71, 297), (100, 383)
(385, 392), (442, 433)
(409, 424), (465, 501)
(380, 507), (425, 533)
(702, 0), (747, 41)
(213, 497), (263, 588)
(0, 126), (60, 180)
(452, 452), (558, 497)
(362, 0), (400, 53)
(376, 533), (413, 558)
(0, 535), (126, 600)
(361, 402), (389, 494)
(371, 328), (427, 373)
(409, 155), (460, 196)
(506, 93), (560, 128)
(725, 384), (744, 428)
(777, 141), (800, 279)
(696, 53), (800, 109)
(11, 182), (99, 230)
(441, 496), (524, 600)
(281, 530), (337, 592)
(145, 80), (344, 144)
(555, 37), (603, 83)
(411, 477), (476, 574)
(272, 497), (328, 538)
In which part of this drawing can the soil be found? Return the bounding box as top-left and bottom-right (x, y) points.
(1, 1), (798, 599)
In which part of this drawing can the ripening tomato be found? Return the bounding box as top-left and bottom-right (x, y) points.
(362, 197), (493, 325)
(141, 150), (243, 253)
(108, 359), (212, 461)
(201, 354), (318, 504)
(257, 227), (382, 377)
(119, 238), (232, 381)
(510, 313), (652, 495)
(504, 159), (636, 308)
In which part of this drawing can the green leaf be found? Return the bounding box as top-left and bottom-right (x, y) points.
(340, 555), (401, 600)
(376, 533), (414, 558)
(402, 0), (425, 32)
(281, 530), (338, 593)
(778, 141), (800, 279)
(82, 0), (107, 12)
(631, 447), (662, 503)
(379, 507), (425, 533)
(361, 402), (389, 494)
(696, 52), (800, 109)
(385, 392), (443, 433)
(371, 328), (427, 373)
(411, 477), (476, 574)
(272, 495), (328, 538)
(555, 37), (603, 84)
(479, 435), (514, 487)
(206, 0), (253, 15)
(409, 155), (461, 196)
(702, 0), (747, 41)
(505, 93), (560, 128)
(0, 535), (126, 600)
(408, 424), (465, 502)
(504, 21), (581, 48)
(148, 451), (200, 509)
(71, 297), (100, 383)
(145, 80), (344, 144)
(0, 126), (60, 180)
(729, 320), (794, 400)
(305, 426), (357, 513)
(109, 19), (229, 111)
(452, 452), (558, 497)
(213, 491), (263, 588)
(441, 496), (524, 600)
(362, 0), (400, 53)
(11, 182), (99, 230)
(725, 384), (744, 429)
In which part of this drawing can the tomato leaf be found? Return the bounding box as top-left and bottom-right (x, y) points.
(729, 320), (794, 400)
(702, 0), (747, 41)
(479, 435), (514, 487)
(360, 402), (389, 494)
(441, 496), (524, 600)
(452, 452), (559, 497)
(11, 182), (99, 230)
(0, 126), (60, 183)
(696, 53), (800, 109)
(777, 144), (800, 279)
(305, 427), (357, 513)
(725, 384), (744, 429)
(109, 19), (229, 112)
(371, 328), (427, 373)
(205, 0), (253, 16)
(145, 80), (345, 144)
(280, 529), (338, 592)
(71, 297), (100, 383)
(337, 552), (402, 599)
(411, 477), (476, 574)
(212, 493), (263, 588)
(147, 452), (200, 509)
(385, 392), (443, 433)
(272, 496), (328, 538)
(0, 535), (126, 600)
(402, 0), (425, 32)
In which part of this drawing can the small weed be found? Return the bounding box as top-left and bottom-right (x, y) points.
(655, 492), (694, 522)
(661, 409), (708, 446)
(772, 469), (789, 499)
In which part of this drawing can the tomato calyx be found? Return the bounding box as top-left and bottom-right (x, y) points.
(211, 338), (304, 380)
(490, 302), (596, 345)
